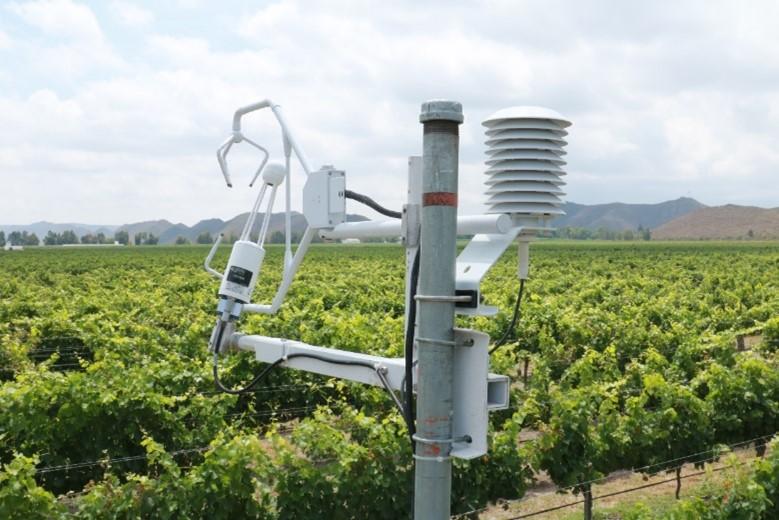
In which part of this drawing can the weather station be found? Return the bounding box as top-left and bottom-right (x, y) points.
(203, 98), (571, 519)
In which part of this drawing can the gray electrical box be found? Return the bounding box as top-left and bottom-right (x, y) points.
(303, 166), (346, 229)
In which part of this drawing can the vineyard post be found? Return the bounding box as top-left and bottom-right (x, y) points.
(583, 483), (593, 520)
(414, 100), (463, 520)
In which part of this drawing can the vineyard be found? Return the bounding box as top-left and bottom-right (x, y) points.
(2, 241), (779, 519)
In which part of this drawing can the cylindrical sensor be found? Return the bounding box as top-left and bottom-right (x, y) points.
(218, 240), (265, 303)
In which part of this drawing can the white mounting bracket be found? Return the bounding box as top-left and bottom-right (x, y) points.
(231, 328), (509, 459)
(455, 230), (522, 316)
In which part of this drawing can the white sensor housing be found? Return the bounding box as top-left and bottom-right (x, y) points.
(482, 107), (570, 217)
(219, 240), (265, 303)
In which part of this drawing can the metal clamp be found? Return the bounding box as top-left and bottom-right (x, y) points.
(415, 337), (474, 347)
(411, 434), (472, 462)
(415, 294), (473, 303)
(412, 453), (450, 462)
(413, 453), (452, 462)
(412, 434), (472, 445)
(416, 336), (456, 347)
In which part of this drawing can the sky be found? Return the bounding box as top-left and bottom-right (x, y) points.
(0, 0), (778, 225)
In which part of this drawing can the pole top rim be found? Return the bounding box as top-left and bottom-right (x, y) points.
(420, 100), (464, 124)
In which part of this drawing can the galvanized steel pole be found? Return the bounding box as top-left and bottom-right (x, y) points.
(414, 100), (463, 520)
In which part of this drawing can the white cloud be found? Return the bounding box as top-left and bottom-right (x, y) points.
(8, 0), (103, 44)
(6, 0), (123, 79)
(111, 1), (154, 27)
(2, 0), (779, 225)
(0, 29), (11, 49)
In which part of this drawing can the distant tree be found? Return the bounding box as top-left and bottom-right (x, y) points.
(0, 231), (5, 247)
(225, 233), (238, 245)
(269, 230), (285, 244)
(196, 232), (214, 244)
(61, 230), (79, 244)
(114, 230), (129, 245)
(81, 233), (97, 244)
(600, 228), (617, 240)
(134, 232), (147, 246)
(748, 229), (755, 239)
(637, 225), (651, 241)
(43, 230), (60, 246)
(146, 233), (159, 245)
(556, 227), (594, 240)
(96, 232), (106, 244)
(7, 231), (38, 246)
(622, 230), (635, 241)
(175, 236), (190, 245)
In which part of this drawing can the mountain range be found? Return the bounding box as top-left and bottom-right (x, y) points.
(3, 198), (777, 242)
(557, 197), (706, 231)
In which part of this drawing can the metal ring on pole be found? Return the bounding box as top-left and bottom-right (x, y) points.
(413, 434), (455, 445)
(412, 453), (450, 462)
(412, 434), (471, 445)
(414, 294), (472, 303)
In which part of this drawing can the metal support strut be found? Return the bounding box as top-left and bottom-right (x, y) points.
(413, 100), (463, 520)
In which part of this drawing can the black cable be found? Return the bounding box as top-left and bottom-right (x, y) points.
(489, 278), (526, 355)
(403, 249), (420, 441)
(345, 189), (402, 219)
(213, 321), (290, 395)
(212, 323), (409, 423)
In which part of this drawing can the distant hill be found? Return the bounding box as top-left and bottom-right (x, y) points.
(653, 205), (779, 240)
(218, 212), (310, 241)
(557, 197), (706, 231)
(8, 197), (775, 244)
(116, 212), (369, 244)
(117, 220), (176, 241)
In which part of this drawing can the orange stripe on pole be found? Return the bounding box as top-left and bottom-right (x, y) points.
(423, 192), (457, 207)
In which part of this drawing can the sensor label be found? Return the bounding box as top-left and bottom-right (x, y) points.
(226, 266), (253, 287)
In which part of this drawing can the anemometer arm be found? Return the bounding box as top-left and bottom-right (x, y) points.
(225, 99), (313, 176)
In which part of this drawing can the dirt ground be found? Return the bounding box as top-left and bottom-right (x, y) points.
(474, 445), (760, 519)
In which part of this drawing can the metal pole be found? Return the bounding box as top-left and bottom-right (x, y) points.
(414, 100), (463, 520)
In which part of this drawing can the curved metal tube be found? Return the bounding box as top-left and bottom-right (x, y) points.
(204, 233), (224, 279)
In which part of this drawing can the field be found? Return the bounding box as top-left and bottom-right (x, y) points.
(2, 241), (779, 519)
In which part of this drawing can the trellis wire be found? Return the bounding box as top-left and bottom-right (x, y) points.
(33, 419), (384, 477)
(450, 432), (775, 519)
